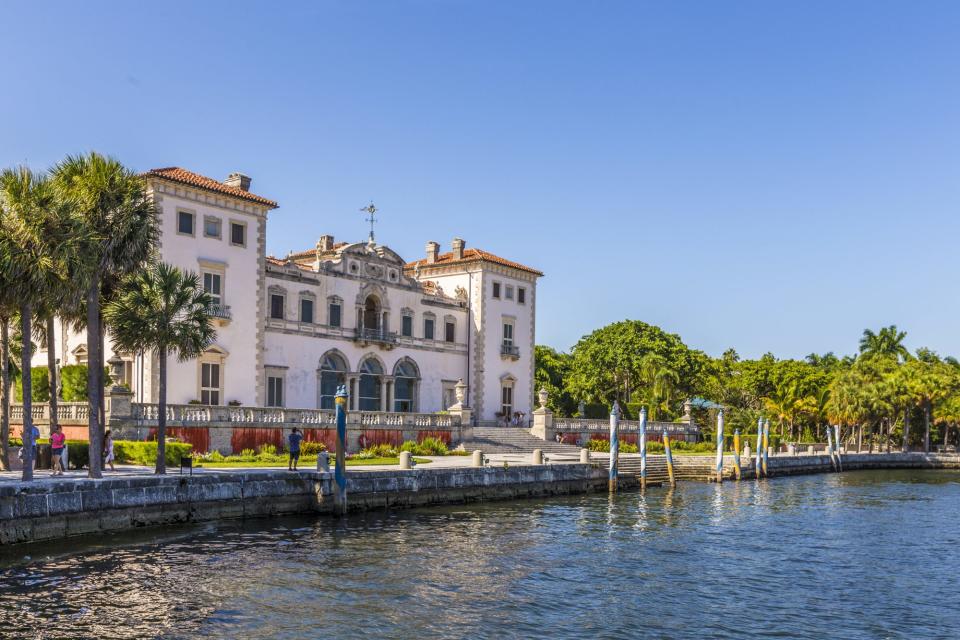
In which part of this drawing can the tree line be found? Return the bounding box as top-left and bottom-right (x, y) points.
(535, 321), (960, 452)
(0, 153), (215, 481)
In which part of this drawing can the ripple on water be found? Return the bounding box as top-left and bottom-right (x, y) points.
(0, 470), (958, 639)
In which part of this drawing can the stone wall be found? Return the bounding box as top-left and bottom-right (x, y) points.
(0, 463), (618, 546)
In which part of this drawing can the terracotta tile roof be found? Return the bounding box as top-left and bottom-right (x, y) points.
(405, 248), (543, 276)
(144, 167), (278, 208)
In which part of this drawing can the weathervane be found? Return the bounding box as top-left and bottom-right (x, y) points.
(360, 202), (378, 244)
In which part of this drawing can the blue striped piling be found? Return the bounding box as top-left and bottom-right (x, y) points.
(609, 401), (620, 493)
(663, 433), (676, 488)
(762, 419), (770, 478)
(639, 407), (648, 490)
(733, 429), (742, 480)
(334, 384), (348, 515)
(715, 409), (725, 483)
(825, 424), (837, 471)
(834, 425), (843, 472)
(754, 418), (763, 478)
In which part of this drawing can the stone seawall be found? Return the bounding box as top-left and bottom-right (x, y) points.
(0, 463), (624, 546)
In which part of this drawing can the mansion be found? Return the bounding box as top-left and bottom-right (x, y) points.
(36, 168), (542, 425)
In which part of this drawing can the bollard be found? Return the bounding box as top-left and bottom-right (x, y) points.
(580, 448), (590, 464)
(639, 407), (648, 490)
(787, 443), (796, 456)
(664, 433), (676, 488)
(334, 384), (348, 515)
(532, 449), (543, 465)
(733, 429), (742, 481)
(755, 418), (764, 478)
(715, 409), (725, 484)
(762, 419), (770, 478)
(744, 443), (751, 461)
(609, 402), (621, 492)
(399, 451), (412, 470)
(472, 450), (483, 467)
(806, 445), (815, 455)
(317, 450), (330, 473)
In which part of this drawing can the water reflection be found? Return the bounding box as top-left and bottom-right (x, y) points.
(0, 470), (958, 639)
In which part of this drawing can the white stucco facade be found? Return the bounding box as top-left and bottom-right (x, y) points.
(33, 168), (542, 425)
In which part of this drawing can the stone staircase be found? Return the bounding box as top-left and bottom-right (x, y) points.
(456, 427), (583, 456)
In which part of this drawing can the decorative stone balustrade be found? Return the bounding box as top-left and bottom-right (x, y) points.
(552, 417), (698, 436)
(10, 402), (90, 425)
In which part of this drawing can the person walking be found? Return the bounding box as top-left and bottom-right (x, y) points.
(50, 425), (66, 476)
(103, 430), (115, 472)
(288, 427), (303, 471)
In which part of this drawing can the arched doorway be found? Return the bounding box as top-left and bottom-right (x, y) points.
(363, 295), (380, 332)
(393, 358), (420, 412)
(318, 352), (348, 409)
(358, 357), (384, 411)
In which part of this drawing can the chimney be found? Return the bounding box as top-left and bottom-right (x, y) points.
(317, 235), (334, 252)
(452, 237), (465, 260)
(224, 172), (252, 191)
(426, 241), (440, 264)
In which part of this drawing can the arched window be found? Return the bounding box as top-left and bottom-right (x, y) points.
(393, 358), (420, 413)
(358, 357), (384, 411)
(318, 352), (348, 409)
(363, 295), (380, 331)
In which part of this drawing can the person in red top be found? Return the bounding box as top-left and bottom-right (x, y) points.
(50, 425), (66, 476)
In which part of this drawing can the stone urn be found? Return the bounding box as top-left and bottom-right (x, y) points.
(538, 387), (549, 409)
(454, 379), (467, 406)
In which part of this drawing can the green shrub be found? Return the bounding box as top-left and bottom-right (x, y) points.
(257, 443), (277, 457)
(58, 365), (111, 402)
(241, 448), (256, 458)
(113, 441), (193, 466)
(646, 441), (665, 454)
(361, 443), (398, 458)
(416, 437), (449, 456)
(15, 367), (50, 402)
(586, 438), (610, 452)
(300, 441), (327, 456)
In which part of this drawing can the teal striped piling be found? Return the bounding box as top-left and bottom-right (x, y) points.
(754, 418), (763, 478)
(334, 384), (348, 515)
(639, 407), (648, 490)
(826, 425), (837, 471)
(762, 419), (770, 478)
(609, 401), (620, 493)
(715, 409), (725, 484)
(834, 425), (843, 472)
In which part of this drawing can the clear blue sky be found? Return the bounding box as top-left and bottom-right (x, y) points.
(2, 1), (958, 359)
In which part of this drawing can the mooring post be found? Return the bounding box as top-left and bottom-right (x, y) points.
(715, 409), (725, 484)
(609, 401), (620, 493)
(754, 418), (763, 478)
(664, 433), (676, 488)
(639, 407), (648, 491)
(334, 384), (348, 515)
(762, 419), (770, 478)
(834, 425), (843, 472)
(733, 429), (742, 480)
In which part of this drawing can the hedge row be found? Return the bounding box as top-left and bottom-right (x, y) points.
(7, 439), (192, 468)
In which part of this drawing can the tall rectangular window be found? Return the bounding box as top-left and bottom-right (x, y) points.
(203, 273), (222, 306)
(505, 285), (514, 300)
(230, 222), (246, 246)
(503, 322), (514, 346)
(204, 216), (221, 239)
(266, 376), (284, 407)
(300, 298), (314, 324)
(200, 362), (221, 405)
(177, 211), (195, 235)
(518, 287), (526, 304)
(424, 318), (435, 340)
(492, 282), (501, 299)
(270, 294), (285, 319)
(501, 385), (513, 416)
(445, 320), (455, 343)
(401, 315), (413, 337)
(329, 302), (341, 327)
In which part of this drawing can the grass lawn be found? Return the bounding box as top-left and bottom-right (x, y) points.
(195, 456), (431, 468)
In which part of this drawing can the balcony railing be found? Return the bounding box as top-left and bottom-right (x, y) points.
(501, 343), (520, 358)
(209, 304), (232, 320)
(354, 328), (398, 345)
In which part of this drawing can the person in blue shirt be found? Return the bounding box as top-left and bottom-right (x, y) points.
(288, 428), (303, 471)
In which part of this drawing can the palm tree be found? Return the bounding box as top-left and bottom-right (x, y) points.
(104, 263), (214, 474)
(859, 326), (910, 362)
(0, 167), (80, 480)
(53, 153), (158, 479)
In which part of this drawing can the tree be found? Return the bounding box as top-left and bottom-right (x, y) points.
(104, 263), (214, 473)
(859, 326), (910, 362)
(53, 153), (158, 479)
(533, 345), (576, 416)
(0, 167), (80, 480)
